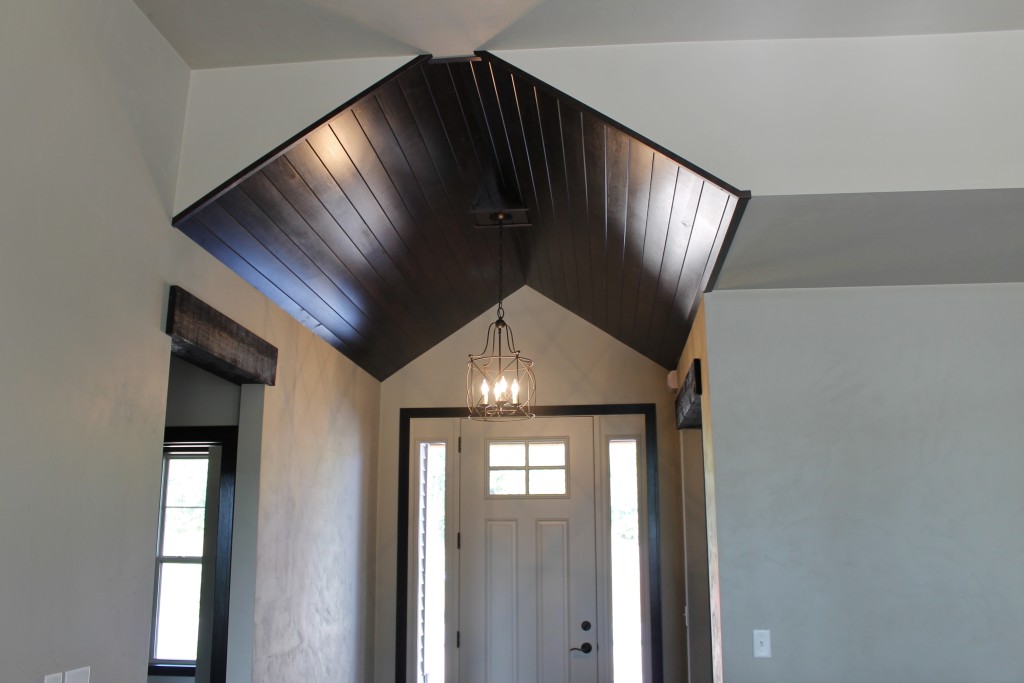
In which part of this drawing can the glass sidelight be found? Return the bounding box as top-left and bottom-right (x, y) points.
(608, 438), (643, 681)
(416, 442), (447, 683)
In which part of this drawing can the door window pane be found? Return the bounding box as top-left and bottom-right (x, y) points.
(528, 468), (566, 495)
(528, 442), (565, 467)
(489, 442), (526, 467)
(489, 469), (527, 495)
(488, 440), (568, 497)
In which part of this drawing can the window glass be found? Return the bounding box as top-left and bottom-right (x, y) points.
(153, 563), (202, 661)
(489, 442), (526, 467)
(488, 440), (568, 497)
(528, 468), (566, 495)
(489, 469), (527, 496)
(165, 458), (208, 507)
(416, 442), (447, 683)
(528, 442), (565, 467)
(608, 439), (643, 680)
(153, 450), (210, 665)
(161, 507), (206, 556)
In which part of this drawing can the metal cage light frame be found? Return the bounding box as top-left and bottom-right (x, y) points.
(466, 213), (535, 420)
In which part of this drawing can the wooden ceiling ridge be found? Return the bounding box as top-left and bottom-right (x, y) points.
(173, 52), (749, 380)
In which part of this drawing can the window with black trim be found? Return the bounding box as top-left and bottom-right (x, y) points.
(151, 445), (210, 665)
(149, 427), (236, 679)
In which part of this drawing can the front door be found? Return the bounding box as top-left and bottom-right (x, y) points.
(459, 416), (599, 683)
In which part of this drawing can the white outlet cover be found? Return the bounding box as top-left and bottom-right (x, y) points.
(44, 674), (63, 683)
(753, 629), (771, 658)
(65, 667), (90, 683)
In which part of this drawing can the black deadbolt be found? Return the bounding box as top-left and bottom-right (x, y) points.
(581, 620), (592, 631)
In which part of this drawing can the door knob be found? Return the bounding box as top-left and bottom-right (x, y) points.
(569, 642), (593, 654)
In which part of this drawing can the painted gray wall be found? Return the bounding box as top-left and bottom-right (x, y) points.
(165, 355), (241, 427)
(0, 3), (191, 681)
(704, 284), (1024, 683)
(716, 190), (1024, 291)
(228, 385), (263, 683)
(0, 3), (382, 682)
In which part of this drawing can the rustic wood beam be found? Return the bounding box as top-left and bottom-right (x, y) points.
(166, 286), (278, 385)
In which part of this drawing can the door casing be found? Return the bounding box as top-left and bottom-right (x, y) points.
(396, 404), (663, 683)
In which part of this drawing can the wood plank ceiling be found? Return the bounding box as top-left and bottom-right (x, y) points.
(174, 53), (749, 380)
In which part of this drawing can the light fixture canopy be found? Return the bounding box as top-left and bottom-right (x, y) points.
(467, 212), (535, 420)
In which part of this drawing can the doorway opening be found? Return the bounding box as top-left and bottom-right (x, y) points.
(396, 405), (662, 683)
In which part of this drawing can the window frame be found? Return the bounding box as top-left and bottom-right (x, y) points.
(412, 440), (449, 683)
(404, 423), (461, 683)
(149, 426), (237, 679)
(485, 438), (570, 498)
(598, 428), (653, 683)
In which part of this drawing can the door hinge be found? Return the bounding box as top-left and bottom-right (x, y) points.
(458, 436), (462, 453)
(457, 630), (461, 648)
(457, 532), (461, 549)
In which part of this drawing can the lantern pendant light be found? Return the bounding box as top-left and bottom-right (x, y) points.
(466, 213), (535, 420)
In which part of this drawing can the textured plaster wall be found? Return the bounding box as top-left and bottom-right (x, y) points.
(252, 310), (380, 682)
(703, 284), (1024, 683)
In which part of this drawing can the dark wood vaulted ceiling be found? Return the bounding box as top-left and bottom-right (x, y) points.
(174, 53), (749, 380)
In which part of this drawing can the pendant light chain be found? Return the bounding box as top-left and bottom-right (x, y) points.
(496, 218), (505, 320)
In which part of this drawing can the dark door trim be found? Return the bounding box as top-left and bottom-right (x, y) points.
(395, 404), (662, 683)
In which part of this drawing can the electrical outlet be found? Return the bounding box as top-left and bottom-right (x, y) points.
(44, 674), (62, 683)
(64, 667), (89, 683)
(753, 629), (771, 658)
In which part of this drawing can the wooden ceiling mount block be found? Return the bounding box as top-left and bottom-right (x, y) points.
(471, 207), (531, 229)
(166, 286), (278, 386)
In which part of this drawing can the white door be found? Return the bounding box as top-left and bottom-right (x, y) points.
(459, 416), (599, 683)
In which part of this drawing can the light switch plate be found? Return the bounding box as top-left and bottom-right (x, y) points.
(753, 629), (771, 658)
(44, 674), (63, 683)
(65, 667), (90, 683)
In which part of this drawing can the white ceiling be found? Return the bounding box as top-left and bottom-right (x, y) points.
(134, 0), (1024, 68)
(717, 189), (1024, 290)
(136, 0), (1024, 291)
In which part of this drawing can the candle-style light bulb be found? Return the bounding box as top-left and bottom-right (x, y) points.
(511, 379), (520, 405)
(496, 376), (508, 402)
(480, 379), (490, 404)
